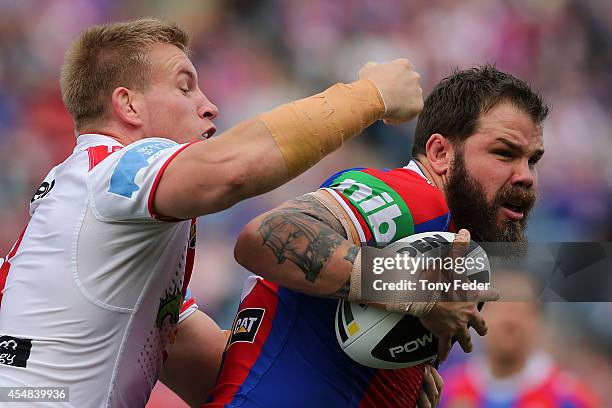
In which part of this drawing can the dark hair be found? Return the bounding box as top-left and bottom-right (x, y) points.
(412, 64), (549, 157)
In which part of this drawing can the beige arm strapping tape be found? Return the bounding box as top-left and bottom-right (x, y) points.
(306, 190), (360, 244)
(349, 257), (437, 317)
(258, 80), (385, 178)
(383, 292), (439, 317)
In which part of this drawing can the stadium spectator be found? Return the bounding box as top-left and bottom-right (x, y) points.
(440, 272), (600, 408)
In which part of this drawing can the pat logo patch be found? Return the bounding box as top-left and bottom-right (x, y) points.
(109, 140), (175, 199)
(229, 308), (265, 345)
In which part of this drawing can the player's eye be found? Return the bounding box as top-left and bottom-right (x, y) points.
(494, 150), (514, 159)
(528, 156), (541, 167)
(179, 81), (191, 94)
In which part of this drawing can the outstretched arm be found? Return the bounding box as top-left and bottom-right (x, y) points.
(154, 59), (423, 219)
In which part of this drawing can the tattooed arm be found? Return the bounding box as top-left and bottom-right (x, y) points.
(234, 193), (357, 298)
(235, 191), (496, 361)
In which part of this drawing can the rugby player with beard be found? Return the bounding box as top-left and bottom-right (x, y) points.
(204, 65), (548, 408)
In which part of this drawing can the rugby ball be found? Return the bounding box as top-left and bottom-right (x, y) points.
(335, 231), (490, 369)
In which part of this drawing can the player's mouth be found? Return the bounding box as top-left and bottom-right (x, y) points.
(201, 126), (217, 140)
(500, 201), (525, 221)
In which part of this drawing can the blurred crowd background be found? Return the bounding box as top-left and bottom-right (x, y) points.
(0, 0), (610, 406)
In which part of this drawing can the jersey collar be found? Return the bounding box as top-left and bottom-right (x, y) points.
(404, 160), (434, 186)
(75, 133), (124, 152)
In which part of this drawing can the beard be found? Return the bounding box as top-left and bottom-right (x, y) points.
(445, 150), (536, 244)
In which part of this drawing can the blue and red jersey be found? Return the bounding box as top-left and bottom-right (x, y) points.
(439, 354), (599, 408)
(205, 163), (453, 407)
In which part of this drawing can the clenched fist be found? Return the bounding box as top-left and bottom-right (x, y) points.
(358, 58), (423, 124)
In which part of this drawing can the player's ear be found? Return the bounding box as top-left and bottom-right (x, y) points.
(111, 87), (144, 127)
(425, 133), (452, 176)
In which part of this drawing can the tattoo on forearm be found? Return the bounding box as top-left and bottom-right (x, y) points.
(331, 246), (359, 299)
(258, 212), (342, 282)
(257, 194), (347, 283)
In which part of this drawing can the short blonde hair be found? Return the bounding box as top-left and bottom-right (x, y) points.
(60, 18), (189, 130)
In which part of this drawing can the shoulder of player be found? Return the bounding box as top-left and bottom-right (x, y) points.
(366, 167), (439, 190)
(547, 366), (600, 404)
(83, 137), (182, 173)
(320, 166), (451, 242)
(324, 167), (448, 211)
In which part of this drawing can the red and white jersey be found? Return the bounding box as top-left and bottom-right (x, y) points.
(0, 134), (199, 407)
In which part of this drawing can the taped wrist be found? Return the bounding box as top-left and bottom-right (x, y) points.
(258, 79), (385, 178)
(347, 247), (438, 317)
(383, 294), (439, 318)
(306, 191), (361, 245)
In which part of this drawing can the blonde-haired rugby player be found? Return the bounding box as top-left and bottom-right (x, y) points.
(0, 18), (423, 408)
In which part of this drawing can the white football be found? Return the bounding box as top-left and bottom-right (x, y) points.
(335, 231), (490, 369)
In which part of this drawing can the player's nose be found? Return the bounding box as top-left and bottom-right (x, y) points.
(510, 160), (534, 189)
(197, 92), (219, 120)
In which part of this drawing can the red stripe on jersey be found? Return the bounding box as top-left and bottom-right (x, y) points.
(0, 227), (27, 307)
(361, 363), (427, 408)
(179, 297), (196, 314)
(362, 168), (449, 225)
(182, 219), (197, 298)
(333, 192), (373, 242)
(205, 279), (280, 407)
(87, 145), (122, 171)
(147, 140), (201, 220)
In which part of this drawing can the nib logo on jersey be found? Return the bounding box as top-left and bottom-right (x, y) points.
(109, 140), (175, 199)
(228, 308), (265, 345)
(330, 172), (414, 244)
